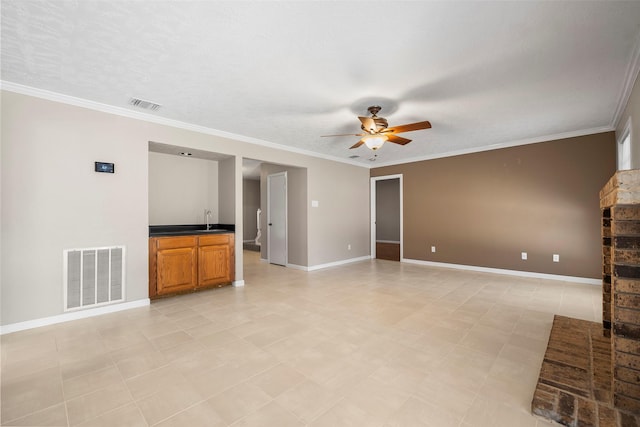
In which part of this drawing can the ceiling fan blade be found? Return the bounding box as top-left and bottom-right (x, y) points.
(358, 116), (377, 133)
(384, 120), (432, 134)
(386, 134), (412, 145)
(349, 139), (366, 149)
(321, 133), (365, 137)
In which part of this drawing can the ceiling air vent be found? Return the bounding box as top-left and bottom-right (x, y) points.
(128, 97), (161, 111)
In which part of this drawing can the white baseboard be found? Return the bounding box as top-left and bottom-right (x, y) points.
(289, 255), (372, 272)
(401, 258), (601, 285)
(0, 298), (151, 335)
(233, 280), (245, 287)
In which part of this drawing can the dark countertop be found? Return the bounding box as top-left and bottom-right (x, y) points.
(149, 224), (235, 237)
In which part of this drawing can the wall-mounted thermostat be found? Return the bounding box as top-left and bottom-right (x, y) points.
(95, 162), (115, 173)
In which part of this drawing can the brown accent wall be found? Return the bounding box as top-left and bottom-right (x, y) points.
(371, 133), (616, 278)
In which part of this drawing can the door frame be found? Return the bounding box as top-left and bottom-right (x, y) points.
(370, 174), (403, 260)
(267, 171), (288, 266)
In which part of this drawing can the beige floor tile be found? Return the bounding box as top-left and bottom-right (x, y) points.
(262, 329), (332, 361)
(182, 320), (223, 338)
(125, 364), (187, 400)
(59, 354), (114, 381)
(1, 366), (64, 423)
(385, 397), (462, 427)
(309, 399), (385, 427)
(136, 380), (205, 425)
(65, 382), (133, 426)
(1, 352), (59, 382)
(388, 344), (442, 375)
(136, 319), (181, 341)
(458, 324), (510, 357)
(0, 253), (605, 427)
(1, 403), (68, 426)
(342, 377), (410, 420)
(207, 382), (272, 424)
(173, 314), (211, 330)
(99, 327), (148, 352)
(186, 363), (254, 398)
(158, 338), (207, 362)
(75, 403), (146, 427)
(114, 347), (168, 380)
(248, 363), (307, 398)
(170, 348), (225, 378)
(275, 379), (342, 423)
(150, 330), (194, 351)
(196, 329), (242, 349)
(63, 365), (124, 400)
(462, 395), (538, 427)
(370, 363), (427, 395)
(229, 401), (304, 427)
(414, 374), (478, 419)
(154, 400), (226, 427)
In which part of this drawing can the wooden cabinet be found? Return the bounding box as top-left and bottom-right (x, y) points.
(198, 234), (234, 287)
(156, 236), (197, 295)
(149, 233), (235, 298)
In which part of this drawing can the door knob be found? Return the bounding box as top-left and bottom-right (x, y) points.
(268, 223), (272, 226)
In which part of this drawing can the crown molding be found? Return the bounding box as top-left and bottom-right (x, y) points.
(370, 125), (614, 168)
(612, 30), (640, 129)
(0, 81), (367, 169)
(0, 80), (621, 171)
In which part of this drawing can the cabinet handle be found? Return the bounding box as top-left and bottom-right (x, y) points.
(268, 223), (273, 226)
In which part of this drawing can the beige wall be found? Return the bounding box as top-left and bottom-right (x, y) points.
(243, 179), (260, 242)
(372, 133), (616, 279)
(1, 90), (370, 326)
(148, 152), (219, 225)
(1, 92), (149, 325)
(218, 157), (236, 225)
(618, 72), (640, 167)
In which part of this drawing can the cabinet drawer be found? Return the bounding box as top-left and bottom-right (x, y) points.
(156, 236), (197, 250)
(199, 233), (232, 246)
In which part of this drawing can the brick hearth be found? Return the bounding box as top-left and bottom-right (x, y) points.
(532, 170), (640, 426)
(531, 316), (640, 426)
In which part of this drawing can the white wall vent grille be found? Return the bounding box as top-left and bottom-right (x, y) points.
(63, 246), (125, 311)
(128, 97), (161, 111)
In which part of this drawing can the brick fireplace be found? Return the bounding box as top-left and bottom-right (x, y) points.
(532, 170), (640, 426)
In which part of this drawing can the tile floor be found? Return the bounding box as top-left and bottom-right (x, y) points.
(1, 251), (602, 426)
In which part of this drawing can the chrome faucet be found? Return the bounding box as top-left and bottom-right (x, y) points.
(205, 209), (212, 230)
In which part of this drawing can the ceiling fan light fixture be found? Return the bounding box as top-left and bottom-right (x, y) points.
(363, 135), (388, 151)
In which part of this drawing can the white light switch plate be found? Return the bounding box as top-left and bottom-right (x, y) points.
(521, 252), (527, 260)
(311, 200), (319, 207)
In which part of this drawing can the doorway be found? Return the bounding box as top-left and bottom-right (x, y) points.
(267, 172), (287, 266)
(371, 175), (402, 261)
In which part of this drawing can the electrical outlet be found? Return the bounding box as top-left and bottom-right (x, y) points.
(521, 252), (528, 260)
(553, 254), (560, 262)
(348, 244), (351, 251)
(431, 246), (436, 253)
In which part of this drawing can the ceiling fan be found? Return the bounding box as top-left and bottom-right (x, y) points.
(322, 106), (432, 151)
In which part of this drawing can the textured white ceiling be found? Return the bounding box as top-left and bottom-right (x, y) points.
(2, 1), (640, 166)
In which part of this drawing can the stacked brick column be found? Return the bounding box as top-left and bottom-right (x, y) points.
(603, 206), (612, 336)
(600, 170), (640, 415)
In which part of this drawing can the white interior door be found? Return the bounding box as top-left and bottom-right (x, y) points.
(267, 172), (287, 266)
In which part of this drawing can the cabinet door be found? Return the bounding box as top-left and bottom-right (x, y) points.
(157, 246), (197, 295)
(198, 244), (231, 287)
